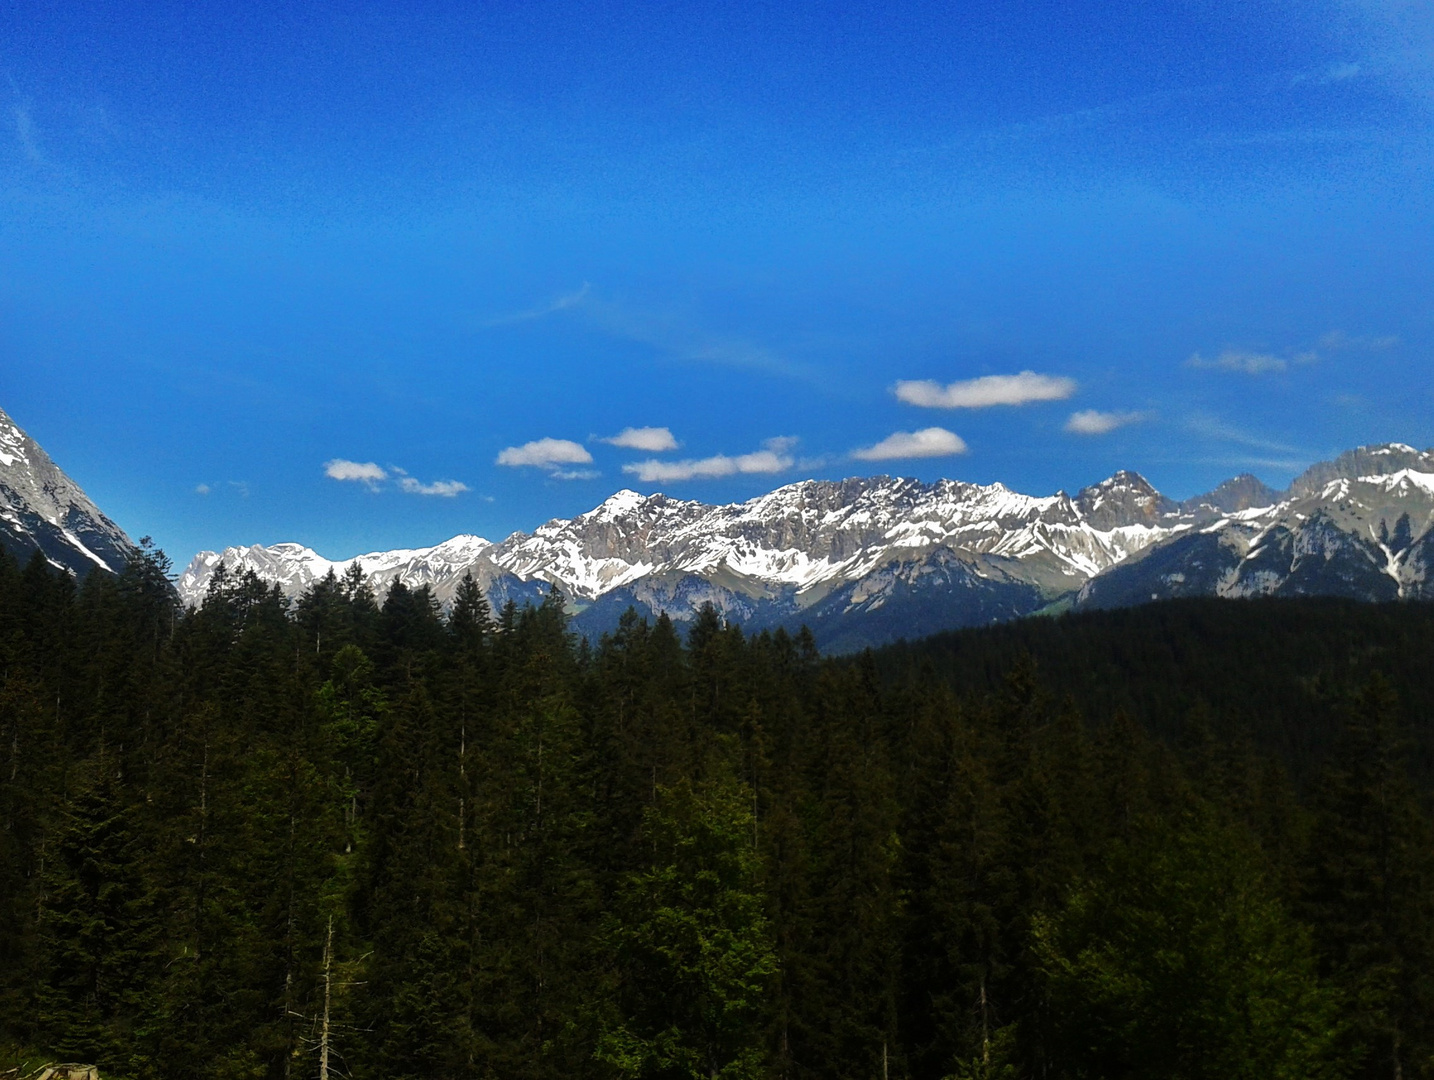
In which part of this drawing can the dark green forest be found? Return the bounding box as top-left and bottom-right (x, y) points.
(2, 543), (1433, 1080)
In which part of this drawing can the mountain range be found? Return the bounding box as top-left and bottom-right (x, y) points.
(175, 442), (1434, 652)
(2, 403), (1430, 651)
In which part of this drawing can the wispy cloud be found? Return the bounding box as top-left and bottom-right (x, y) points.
(852, 427), (968, 461)
(623, 437), (797, 483)
(398, 477), (470, 497)
(193, 479), (259, 498)
(1338, 0), (1434, 96)
(602, 305), (810, 381)
(1187, 334), (1381, 378)
(895, 371), (1077, 408)
(1292, 60), (1364, 86)
(490, 283), (820, 384)
(1319, 329), (1400, 350)
(1186, 349), (1316, 375)
(13, 101), (41, 163)
(1185, 415), (1309, 460)
(497, 285), (816, 383)
(495, 437), (594, 470)
(324, 459), (469, 496)
(599, 426), (679, 452)
(487, 283), (593, 326)
(1064, 410), (1148, 436)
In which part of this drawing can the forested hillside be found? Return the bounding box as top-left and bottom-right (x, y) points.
(1, 545), (1432, 1080)
(874, 598), (1434, 786)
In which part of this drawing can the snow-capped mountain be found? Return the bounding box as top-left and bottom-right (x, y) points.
(174, 535), (495, 606)
(11, 395), (1425, 649)
(177, 442), (1434, 650)
(178, 469), (1202, 645)
(1078, 444), (1434, 609)
(0, 406), (138, 577)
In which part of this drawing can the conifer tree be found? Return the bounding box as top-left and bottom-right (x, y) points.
(448, 571), (493, 649)
(598, 768), (775, 1080)
(32, 752), (158, 1074)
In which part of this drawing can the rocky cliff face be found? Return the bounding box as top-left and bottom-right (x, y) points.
(0, 407), (137, 577)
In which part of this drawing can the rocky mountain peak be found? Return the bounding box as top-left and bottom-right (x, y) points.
(1074, 470), (1177, 530)
(1287, 443), (1434, 499)
(0, 406), (138, 577)
(1182, 473), (1281, 514)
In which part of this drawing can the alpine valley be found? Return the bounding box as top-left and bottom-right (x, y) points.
(3, 405), (1431, 652)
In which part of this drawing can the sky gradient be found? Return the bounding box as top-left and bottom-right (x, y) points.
(3, 1), (1432, 561)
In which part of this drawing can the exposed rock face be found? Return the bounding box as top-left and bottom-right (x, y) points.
(0, 407), (137, 577)
(1074, 471), (1179, 530)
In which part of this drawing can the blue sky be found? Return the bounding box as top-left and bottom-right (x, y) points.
(2, 1), (1432, 560)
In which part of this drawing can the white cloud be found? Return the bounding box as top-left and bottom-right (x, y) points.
(852, 427), (968, 461)
(325, 459), (388, 483)
(398, 477), (470, 497)
(1186, 349), (1316, 375)
(325, 458), (470, 496)
(496, 438), (594, 469)
(1064, 410), (1147, 436)
(194, 483), (211, 495)
(600, 426), (680, 452)
(894, 371), (1078, 408)
(552, 468), (601, 481)
(623, 437), (796, 483)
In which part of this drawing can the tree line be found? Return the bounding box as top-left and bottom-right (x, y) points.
(0, 543), (1431, 1080)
